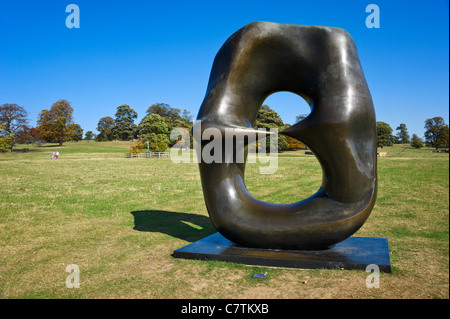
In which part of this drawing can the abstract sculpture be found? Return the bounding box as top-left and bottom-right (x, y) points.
(193, 22), (377, 250)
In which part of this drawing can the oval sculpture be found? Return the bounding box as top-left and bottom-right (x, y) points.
(194, 22), (377, 250)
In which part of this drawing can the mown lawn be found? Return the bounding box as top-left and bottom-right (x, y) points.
(0, 142), (448, 298)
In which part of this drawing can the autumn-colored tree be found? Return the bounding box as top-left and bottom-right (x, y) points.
(15, 126), (44, 145)
(284, 135), (305, 150)
(37, 99), (77, 146)
(0, 103), (29, 151)
(281, 124), (305, 150)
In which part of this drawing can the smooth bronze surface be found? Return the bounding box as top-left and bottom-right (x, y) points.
(194, 22), (377, 250)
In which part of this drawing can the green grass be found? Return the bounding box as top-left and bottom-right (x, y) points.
(0, 142), (448, 298)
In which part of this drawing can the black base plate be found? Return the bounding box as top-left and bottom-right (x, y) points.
(173, 232), (391, 273)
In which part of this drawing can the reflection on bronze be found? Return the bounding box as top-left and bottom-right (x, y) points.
(194, 22), (377, 250)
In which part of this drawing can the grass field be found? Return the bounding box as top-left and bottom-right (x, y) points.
(0, 141), (448, 299)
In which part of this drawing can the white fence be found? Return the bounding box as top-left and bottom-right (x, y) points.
(125, 152), (169, 159)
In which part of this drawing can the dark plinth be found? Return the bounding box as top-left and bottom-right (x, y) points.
(173, 233), (391, 273)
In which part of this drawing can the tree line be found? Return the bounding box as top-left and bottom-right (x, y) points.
(377, 118), (449, 150)
(1, 100), (449, 152)
(0, 100), (83, 152)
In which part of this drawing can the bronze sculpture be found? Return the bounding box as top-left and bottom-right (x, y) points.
(193, 22), (377, 250)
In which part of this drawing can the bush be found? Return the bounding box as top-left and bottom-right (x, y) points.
(130, 140), (144, 153)
(0, 134), (13, 152)
(410, 134), (424, 149)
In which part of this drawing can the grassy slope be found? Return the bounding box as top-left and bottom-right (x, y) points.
(0, 142), (448, 298)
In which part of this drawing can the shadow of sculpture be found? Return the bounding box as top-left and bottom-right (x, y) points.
(131, 210), (216, 243)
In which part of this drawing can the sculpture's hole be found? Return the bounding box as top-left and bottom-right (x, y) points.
(244, 92), (322, 204)
(264, 91), (312, 125)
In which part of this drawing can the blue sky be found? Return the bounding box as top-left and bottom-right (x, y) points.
(1, 0), (448, 139)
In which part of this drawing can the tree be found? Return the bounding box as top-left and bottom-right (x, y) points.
(69, 123), (83, 142)
(149, 134), (170, 152)
(254, 105), (289, 152)
(145, 103), (192, 130)
(255, 105), (284, 129)
(84, 131), (94, 141)
(143, 103), (194, 148)
(0, 124), (13, 152)
(181, 109), (193, 122)
(376, 121), (395, 148)
(0, 103), (29, 151)
(138, 113), (169, 137)
(410, 134), (424, 149)
(15, 126), (43, 145)
(37, 99), (75, 146)
(96, 116), (115, 141)
(424, 117), (449, 150)
(395, 123), (410, 144)
(114, 105), (138, 141)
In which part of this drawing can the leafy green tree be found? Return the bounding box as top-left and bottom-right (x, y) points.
(254, 105), (289, 152)
(84, 131), (94, 141)
(138, 113), (169, 136)
(0, 124), (13, 152)
(0, 103), (29, 151)
(114, 104), (138, 141)
(145, 103), (192, 130)
(410, 134), (424, 149)
(143, 103), (193, 148)
(255, 105), (284, 129)
(395, 123), (410, 144)
(376, 121), (395, 148)
(69, 123), (83, 142)
(424, 117), (449, 150)
(37, 99), (76, 146)
(96, 116), (115, 141)
(149, 133), (170, 152)
(146, 103), (179, 126)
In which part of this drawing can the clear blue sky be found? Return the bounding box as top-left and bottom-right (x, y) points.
(1, 0), (448, 139)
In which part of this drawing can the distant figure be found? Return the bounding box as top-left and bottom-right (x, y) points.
(55, 151), (59, 160)
(52, 152), (55, 160)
